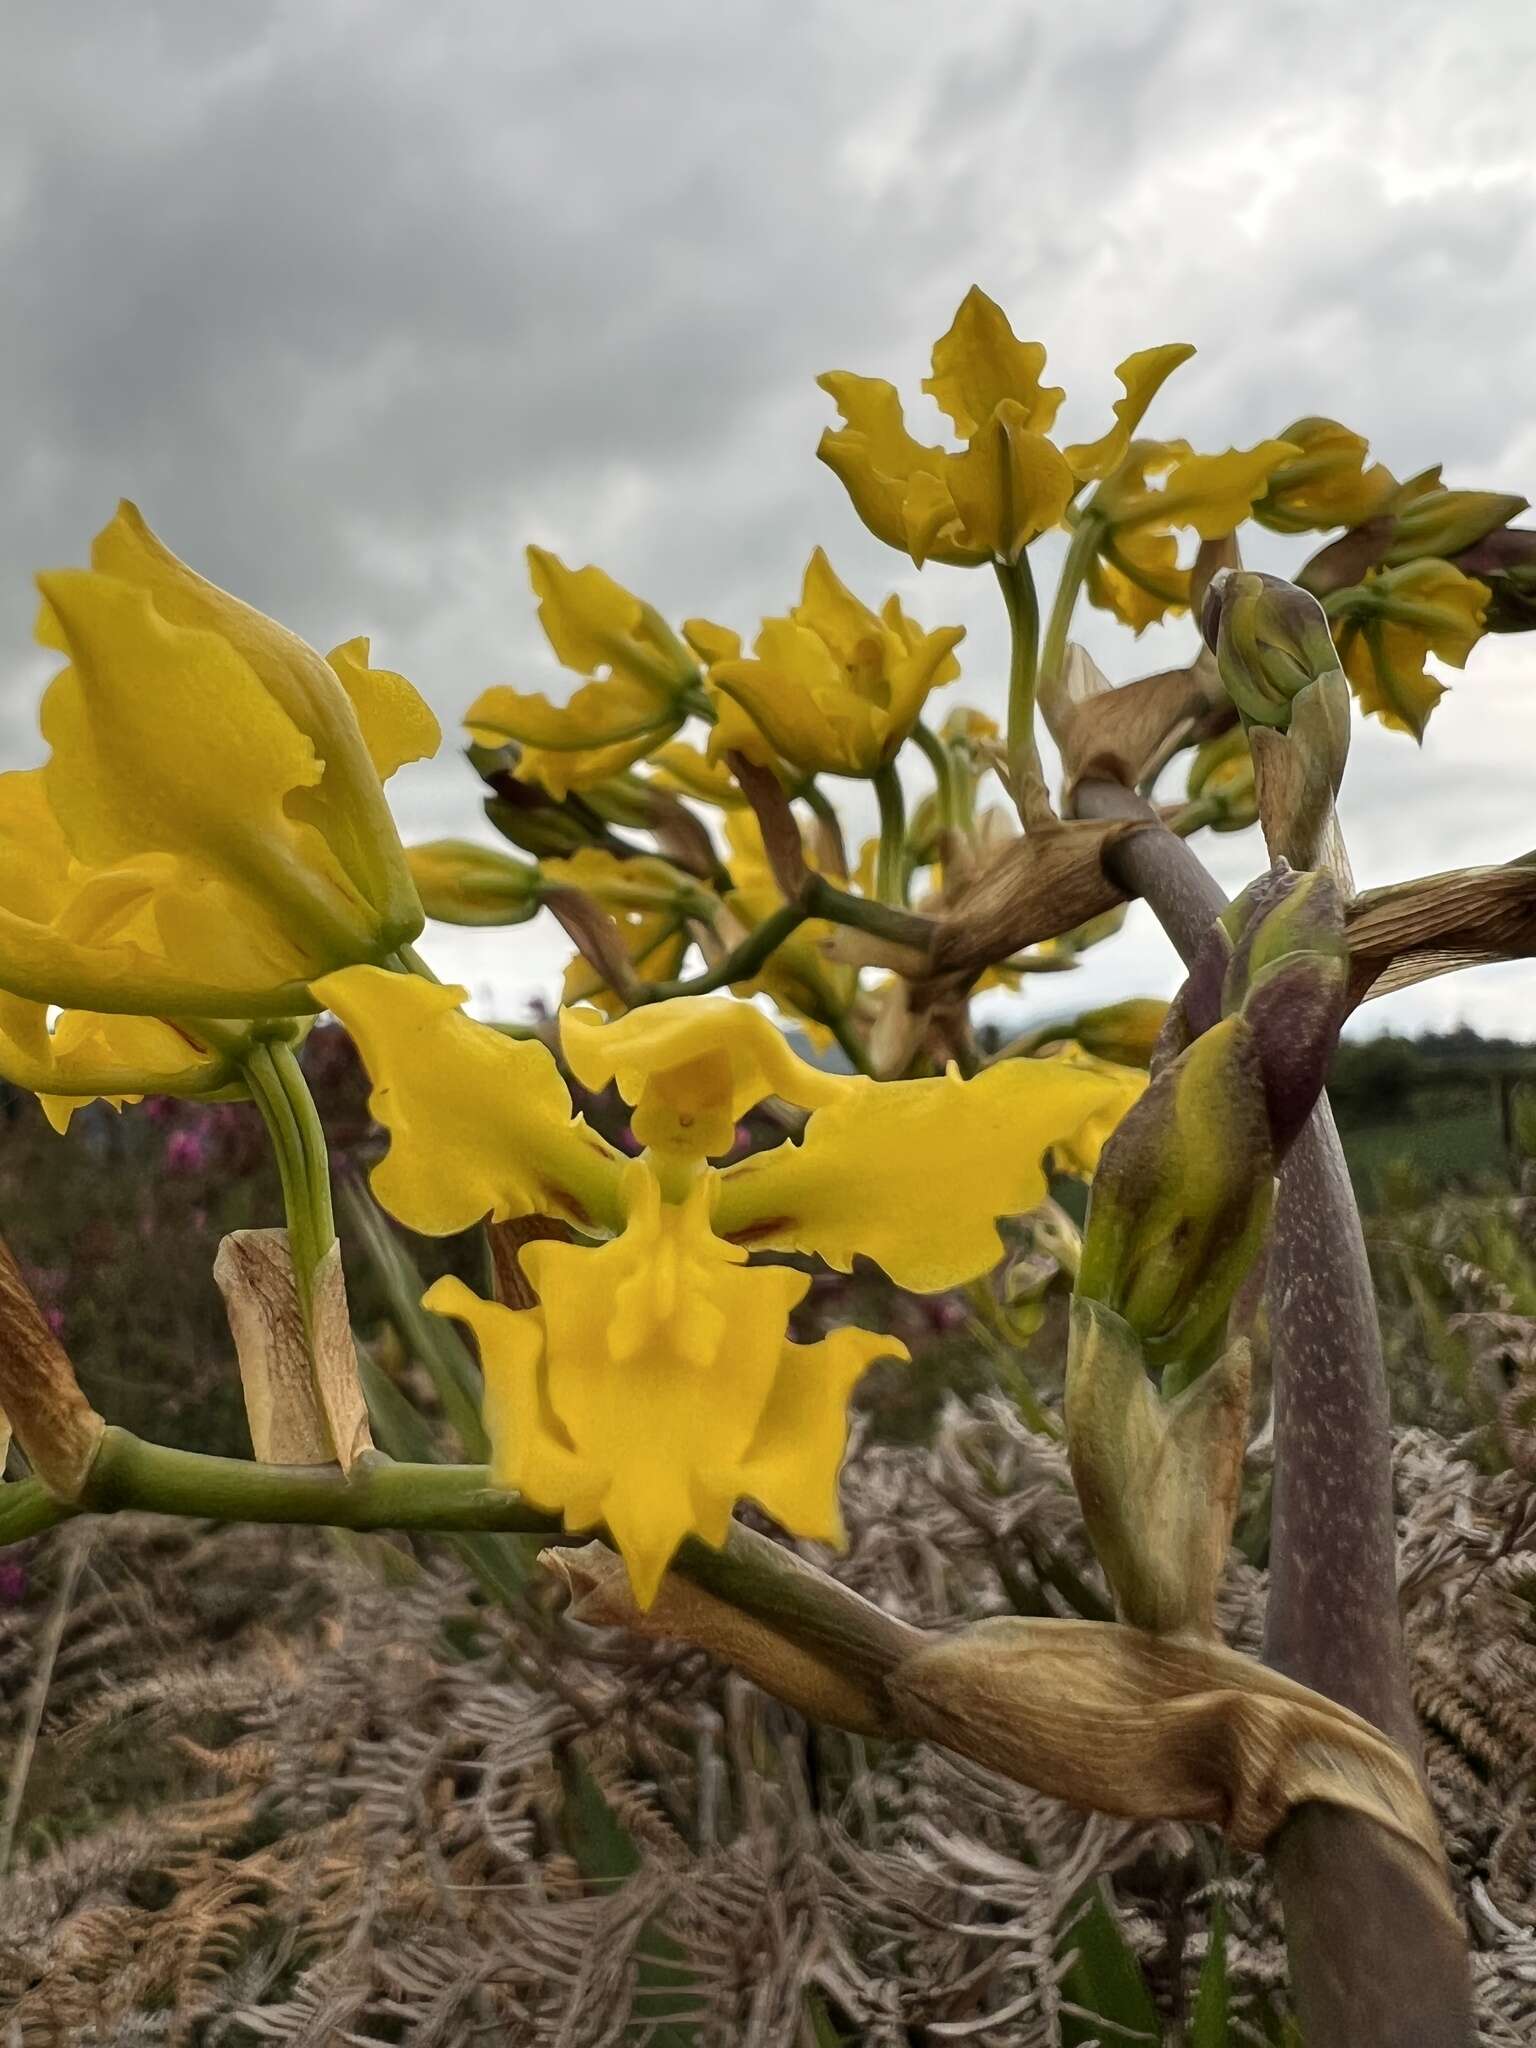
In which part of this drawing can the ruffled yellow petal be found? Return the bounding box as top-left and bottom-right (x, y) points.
(527, 546), (693, 690)
(0, 993), (235, 1133)
(465, 675), (681, 798)
(326, 638), (441, 780)
(422, 1275), (587, 1508)
(1037, 1048), (1151, 1177)
(1098, 439), (1299, 540)
(735, 1323), (905, 1545)
(27, 574), (387, 1011)
(1333, 561), (1489, 738)
(1253, 418), (1397, 534)
(681, 618), (744, 667)
(407, 840), (541, 926)
(561, 995), (853, 1158)
(315, 966), (628, 1236)
(1062, 344), (1196, 483)
(1086, 525), (1191, 631)
(922, 287), (1064, 440)
(816, 373), (975, 564)
(713, 1055), (1144, 1292)
(87, 502), (426, 934)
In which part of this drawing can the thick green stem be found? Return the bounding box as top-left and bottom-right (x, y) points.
(3, 1430), (919, 1706)
(995, 553), (1046, 816)
(1074, 776), (1472, 2048)
(630, 898), (810, 1005)
(242, 1039), (336, 1335)
(872, 763), (908, 905)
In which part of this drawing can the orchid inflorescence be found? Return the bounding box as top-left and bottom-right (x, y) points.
(3, 286), (1536, 2044)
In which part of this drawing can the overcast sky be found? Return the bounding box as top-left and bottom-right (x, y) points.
(6, 0), (1536, 1035)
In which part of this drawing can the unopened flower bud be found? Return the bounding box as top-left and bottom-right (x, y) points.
(1384, 488), (1527, 567)
(1201, 570), (1343, 731)
(406, 840), (543, 927)
(1077, 1015), (1274, 1377)
(1221, 867), (1348, 1151)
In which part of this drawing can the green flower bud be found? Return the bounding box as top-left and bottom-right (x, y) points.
(1383, 488), (1527, 567)
(405, 840), (543, 928)
(1077, 1014), (1274, 1377)
(1201, 570), (1343, 731)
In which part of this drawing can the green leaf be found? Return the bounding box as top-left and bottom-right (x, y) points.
(1056, 1881), (1160, 2046)
(1189, 1893), (1229, 2048)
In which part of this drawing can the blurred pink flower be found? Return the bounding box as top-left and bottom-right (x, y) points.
(164, 1128), (208, 1176)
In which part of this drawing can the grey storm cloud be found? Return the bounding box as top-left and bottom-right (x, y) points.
(3, 0), (1535, 1026)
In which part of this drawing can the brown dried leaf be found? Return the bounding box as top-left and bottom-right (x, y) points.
(1059, 646), (1231, 801)
(892, 1617), (1450, 1871)
(0, 1235), (104, 1493)
(213, 1231), (372, 1470)
(927, 817), (1150, 979)
(1346, 861), (1536, 1006)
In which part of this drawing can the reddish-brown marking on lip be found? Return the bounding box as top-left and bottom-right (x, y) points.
(540, 1183), (590, 1229)
(721, 1216), (793, 1247)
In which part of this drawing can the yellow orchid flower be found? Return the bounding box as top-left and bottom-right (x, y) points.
(704, 550), (964, 777)
(1253, 418), (1397, 534)
(466, 550), (700, 799)
(1327, 561), (1490, 737)
(4, 504), (439, 1020)
(427, 1170), (895, 1605)
(317, 974), (1144, 1601)
(1084, 438), (1300, 631)
(817, 288), (1192, 569)
(818, 290), (1072, 567)
(407, 840), (543, 927)
(0, 993), (254, 1134)
(720, 810), (857, 1043)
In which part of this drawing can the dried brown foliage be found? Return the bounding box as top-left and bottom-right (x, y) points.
(0, 1403), (1533, 2045)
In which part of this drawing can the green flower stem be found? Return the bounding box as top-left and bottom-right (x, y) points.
(630, 898), (811, 1005)
(396, 941), (441, 982)
(242, 1039), (336, 1333)
(995, 552), (1047, 816)
(824, 1008), (876, 1079)
(872, 763), (908, 905)
(802, 874), (931, 952)
(912, 722), (960, 833)
(3, 1431), (920, 1707)
(1167, 796), (1222, 837)
(1039, 512), (1103, 718)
